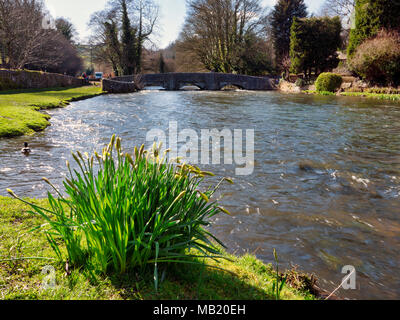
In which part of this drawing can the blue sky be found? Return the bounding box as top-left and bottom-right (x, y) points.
(44, 0), (324, 48)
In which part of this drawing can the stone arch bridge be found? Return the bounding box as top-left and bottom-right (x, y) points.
(107, 73), (276, 91)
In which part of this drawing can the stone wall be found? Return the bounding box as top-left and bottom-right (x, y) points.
(102, 78), (136, 93)
(0, 70), (87, 91)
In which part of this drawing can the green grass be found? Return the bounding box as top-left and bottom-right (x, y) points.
(303, 89), (400, 101)
(0, 86), (103, 138)
(303, 90), (335, 96)
(0, 196), (315, 300)
(340, 92), (400, 101)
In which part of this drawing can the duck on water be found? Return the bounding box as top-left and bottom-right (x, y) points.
(21, 142), (31, 155)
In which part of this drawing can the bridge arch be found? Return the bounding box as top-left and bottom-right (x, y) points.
(220, 83), (246, 91)
(178, 82), (205, 90)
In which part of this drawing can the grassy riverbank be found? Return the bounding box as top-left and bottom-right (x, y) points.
(0, 86), (103, 138)
(340, 91), (400, 101)
(303, 89), (400, 101)
(0, 196), (315, 300)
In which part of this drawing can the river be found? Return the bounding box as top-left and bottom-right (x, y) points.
(1, 90), (399, 299)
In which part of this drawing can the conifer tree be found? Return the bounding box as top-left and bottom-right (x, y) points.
(159, 53), (166, 74)
(290, 17), (342, 77)
(271, 0), (308, 67)
(121, 0), (136, 75)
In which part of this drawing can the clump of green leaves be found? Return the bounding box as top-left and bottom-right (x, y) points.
(272, 249), (287, 300)
(315, 73), (343, 93)
(8, 135), (232, 287)
(295, 78), (306, 88)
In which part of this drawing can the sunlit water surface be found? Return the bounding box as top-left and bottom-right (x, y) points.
(1, 90), (400, 299)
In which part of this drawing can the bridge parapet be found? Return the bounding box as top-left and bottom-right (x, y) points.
(110, 73), (276, 91)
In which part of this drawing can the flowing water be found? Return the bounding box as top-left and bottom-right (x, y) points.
(1, 90), (400, 299)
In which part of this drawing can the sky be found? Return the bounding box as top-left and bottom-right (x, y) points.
(44, 0), (324, 49)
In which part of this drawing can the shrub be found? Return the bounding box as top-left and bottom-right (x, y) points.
(348, 0), (400, 56)
(368, 88), (400, 95)
(349, 30), (400, 86)
(295, 78), (305, 87)
(316, 91), (336, 96)
(315, 73), (343, 92)
(8, 136), (231, 287)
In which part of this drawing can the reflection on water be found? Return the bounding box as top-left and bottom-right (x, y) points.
(1, 91), (400, 299)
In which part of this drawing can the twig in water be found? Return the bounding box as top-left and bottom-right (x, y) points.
(325, 268), (356, 300)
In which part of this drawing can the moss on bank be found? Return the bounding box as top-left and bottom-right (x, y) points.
(303, 90), (335, 96)
(340, 91), (400, 101)
(303, 89), (400, 101)
(0, 86), (103, 138)
(0, 196), (315, 300)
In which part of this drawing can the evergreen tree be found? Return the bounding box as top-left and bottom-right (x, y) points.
(121, 0), (136, 75)
(271, 0), (308, 67)
(348, 0), (400, 56)
(55, 18), (75, 42)
(159, 53), (166, 73)
(290, 17), (342, 77)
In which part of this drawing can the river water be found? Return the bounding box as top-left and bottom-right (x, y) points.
(1, 90), (399, 299)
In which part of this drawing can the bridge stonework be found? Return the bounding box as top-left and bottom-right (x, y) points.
(109, 73), (275, 91)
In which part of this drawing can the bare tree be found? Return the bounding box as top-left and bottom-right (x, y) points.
(319, 0), (355, 48)
(88, 7), (119, 72)
(0, 0), (81, 73)
(0, 0), (49, 68)
(179, 0), (268, 74)
(88, 0), (159, 75)
(320, 0), (355, 26)
(129, 0), (159, 72)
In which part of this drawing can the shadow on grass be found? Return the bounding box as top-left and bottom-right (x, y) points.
(109, 260), (273, 300)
